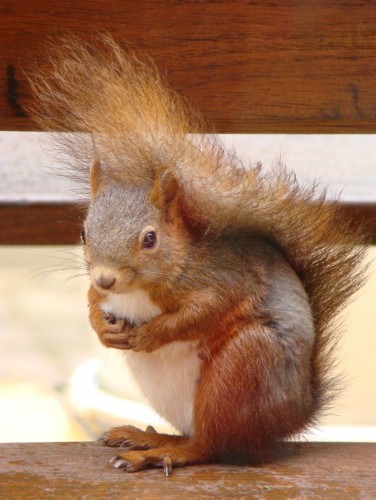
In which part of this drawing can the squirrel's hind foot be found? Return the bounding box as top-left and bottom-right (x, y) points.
(111, 451), (173, 475)
(99, 425), (210, 473)
(97, 424), (186, 450)
(111, 443), (209, 475)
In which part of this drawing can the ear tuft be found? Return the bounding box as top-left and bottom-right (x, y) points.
(90, 155), (104, 196)
(150, 168), (179, 209)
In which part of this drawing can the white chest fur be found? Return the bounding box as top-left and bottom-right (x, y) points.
(101, 291), (202, 437)
(101, 289), (162, 326)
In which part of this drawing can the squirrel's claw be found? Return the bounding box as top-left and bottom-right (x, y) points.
(111, 455), (146, 473)
(163, 455), (173, 476)
(111, 451), (174, 475)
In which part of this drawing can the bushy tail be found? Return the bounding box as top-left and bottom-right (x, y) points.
(31, 35), (368, 419)
(186, 157), (367, 417)
(30, 35), (207, 191)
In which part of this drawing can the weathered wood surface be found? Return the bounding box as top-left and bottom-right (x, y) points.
(2, 0), (376, 133)
(0, 442), (375, 498)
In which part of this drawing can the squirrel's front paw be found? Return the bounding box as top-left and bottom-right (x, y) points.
(122, 325), (158, 353)
(93, 312), (158, 352)
(96, 313), (135, 350)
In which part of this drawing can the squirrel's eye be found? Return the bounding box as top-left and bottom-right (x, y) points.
(80, 229), (86, 244)
(142, 230), (157, 250)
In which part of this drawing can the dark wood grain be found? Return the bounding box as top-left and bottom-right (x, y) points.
(2, 0), (376, 133)
(0, 442), (375, 498)
(341, 203), (376, 244)
(0, 202), (84, 245)
(1, 201), (375, 245)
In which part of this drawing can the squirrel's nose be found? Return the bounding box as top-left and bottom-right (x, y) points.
(96, 274), (116, 290)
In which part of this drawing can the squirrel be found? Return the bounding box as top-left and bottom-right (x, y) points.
(30, 36), (367, 475)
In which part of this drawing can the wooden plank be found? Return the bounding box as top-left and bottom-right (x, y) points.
(341, 203), (376, 244)
(0, 202), (84, 245)
(0, 442), (375, 498)
(1, 201), (375, 245)
(2, 1), (376, 133)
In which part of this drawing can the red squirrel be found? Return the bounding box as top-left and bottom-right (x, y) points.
(31, 36), (367, 474)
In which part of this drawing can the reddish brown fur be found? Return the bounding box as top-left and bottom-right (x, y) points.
(30, 36), (368, 473)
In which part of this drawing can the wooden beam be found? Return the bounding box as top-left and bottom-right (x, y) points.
(0, 202), (84, 245)
(2, 1), (376, 133)
(0, 442), (375, 496)
(1, 201), (375, 245)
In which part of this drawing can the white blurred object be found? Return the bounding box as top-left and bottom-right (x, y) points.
(69, 358), (175, 434)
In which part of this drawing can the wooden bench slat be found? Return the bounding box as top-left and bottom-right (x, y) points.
(2, 1), (376, 133)
(1, 201), (375, 245)
(0, 202), (83, 245)
(0, 442), (375, 497)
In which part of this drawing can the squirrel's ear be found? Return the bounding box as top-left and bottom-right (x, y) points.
(150, 168), (180, 210)
(90, 156), (104, 197)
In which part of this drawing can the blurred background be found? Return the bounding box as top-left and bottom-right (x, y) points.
(1, 132), (375, 443)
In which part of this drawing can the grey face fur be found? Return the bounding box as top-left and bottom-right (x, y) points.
(85, 183), (158, 266)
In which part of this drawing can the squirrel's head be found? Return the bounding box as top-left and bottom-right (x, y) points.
(82, 157), (194, 295)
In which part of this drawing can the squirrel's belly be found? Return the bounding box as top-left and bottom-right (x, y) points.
(125, 341), (202, 437)
(101, 291), (202, 436)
